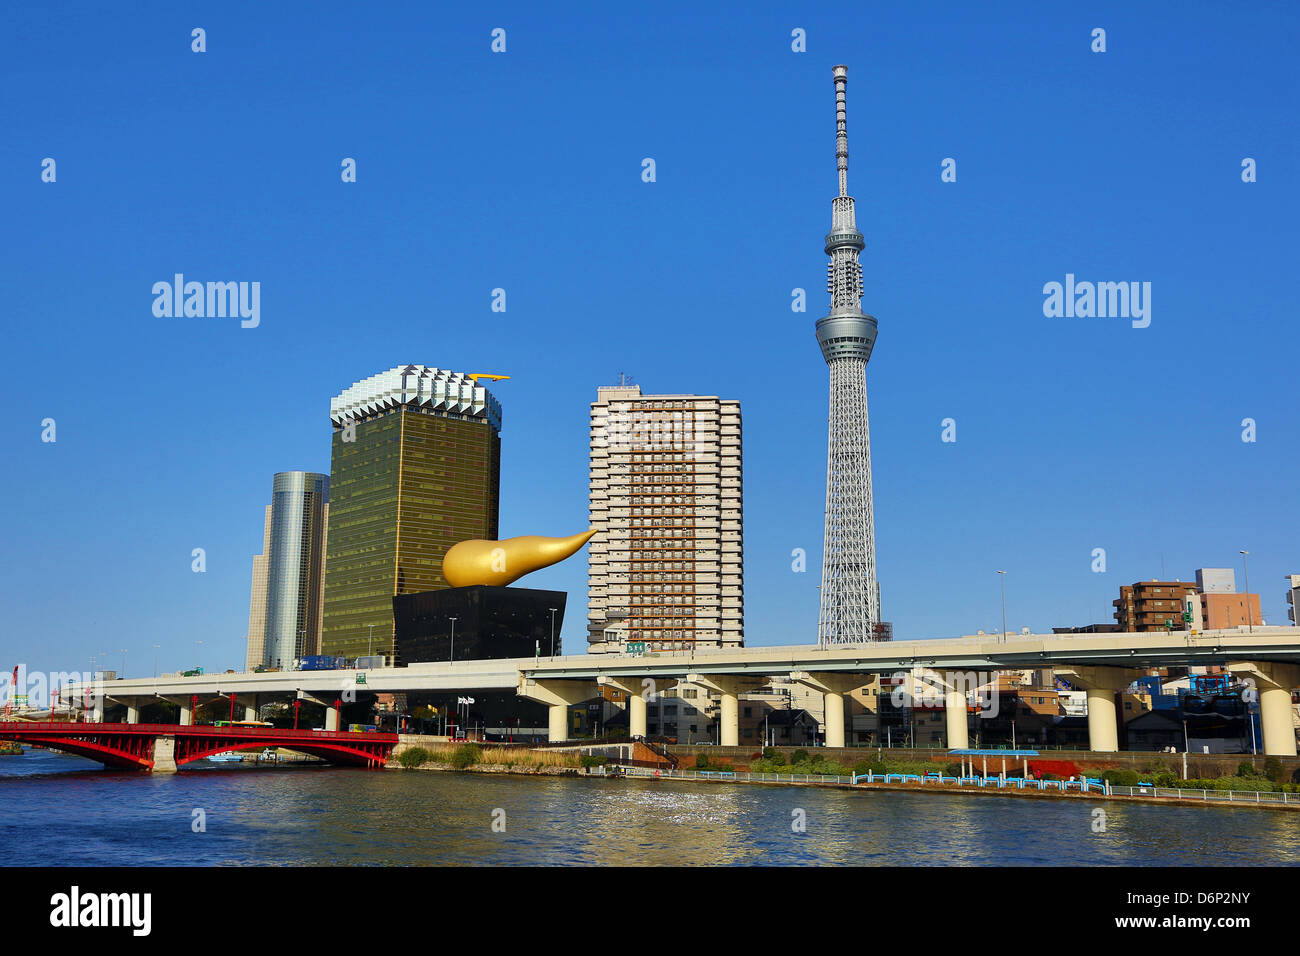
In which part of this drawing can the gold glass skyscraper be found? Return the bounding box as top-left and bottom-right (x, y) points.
(321, 366), (502, 661)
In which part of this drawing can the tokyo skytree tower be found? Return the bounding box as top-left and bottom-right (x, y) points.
(816, 65), (884, 644)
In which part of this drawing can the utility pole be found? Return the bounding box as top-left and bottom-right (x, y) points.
(1239, 550), (1253, 633)
(549, 608), (558, 657)
(448, 617), (457, 663)
(997, 570), (1008, 643)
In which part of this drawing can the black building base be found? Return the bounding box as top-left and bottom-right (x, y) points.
(392, 585), (567, 664)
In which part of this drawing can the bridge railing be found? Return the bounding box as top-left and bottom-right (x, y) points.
(1110, 785), (1293, 805)
(0, 721), (396, 740)
(619, 766), (853, 785)
(614, 767), (1296, 806)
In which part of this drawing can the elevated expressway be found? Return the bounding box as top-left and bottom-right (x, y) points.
(65, 627), (1300, 755)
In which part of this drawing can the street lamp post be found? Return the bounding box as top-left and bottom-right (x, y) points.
(996, 570), (1008, 643)
(549, 608), (558, 657)
(1239, 550), (1253, 633)
(448, 617), (457, 664)
(367, 624), (375, 657)
(815, 585), (823, 650)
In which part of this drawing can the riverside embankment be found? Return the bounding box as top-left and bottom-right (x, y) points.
(385, 740), (1300, 812)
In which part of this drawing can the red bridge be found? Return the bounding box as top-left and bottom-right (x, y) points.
(0, 722), (397, 772)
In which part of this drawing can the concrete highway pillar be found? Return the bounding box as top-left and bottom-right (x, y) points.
(179, 703), (192, 726)
(1229, 661), (1300, 756)
(944, 687), (969, 750)
(237, 694), (259, 722)
(685, 674), (765, 747)
(824, 691), (846, 749)
(325, 704), (340, 732)
(1259, 686), (1296, 757)
(1084, 686), (1119, 754)
(1055, 666), (1143, 754)
(719, 691), (739, 747)
(789, 672), (866, 748)
(517, 678), (599, 743)
(627, 694), (647, 738)
(125, 703), (140, 724)
(596, 676), (676, 740)
(548, 704), (569, 743)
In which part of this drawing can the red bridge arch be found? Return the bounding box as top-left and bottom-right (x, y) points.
(0, 722), (396, 771)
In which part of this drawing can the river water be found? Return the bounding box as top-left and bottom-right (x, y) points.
(2, 750), (1297, 866)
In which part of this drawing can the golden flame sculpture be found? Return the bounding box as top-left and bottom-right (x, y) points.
(442, 530), (597, 588)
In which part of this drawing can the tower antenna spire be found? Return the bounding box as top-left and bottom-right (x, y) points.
(834, 64), (849, 197)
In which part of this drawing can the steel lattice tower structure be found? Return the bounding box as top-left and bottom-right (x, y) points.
(816, 65), (883, 645)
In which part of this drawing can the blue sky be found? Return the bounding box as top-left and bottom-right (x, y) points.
(3, 2), (1298, 677)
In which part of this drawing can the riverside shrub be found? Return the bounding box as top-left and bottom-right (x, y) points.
(396, 747), (429, 769)
(450, 744), (483, 770)
(1177, 777), (1278, 793)
(1101, 769), (1140, 787)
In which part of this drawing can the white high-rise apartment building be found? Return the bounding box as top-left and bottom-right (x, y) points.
(244, 472), (330, 670)
(587, 384), (742, 654)
(244, 505), (272, 670)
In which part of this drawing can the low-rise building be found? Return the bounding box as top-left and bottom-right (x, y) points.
(1197, 592), (1263, 630)
(1113, 581), (1199, 632)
